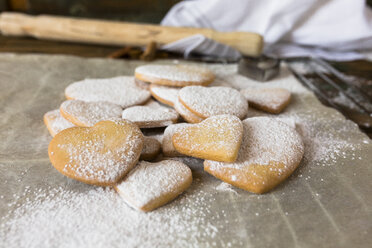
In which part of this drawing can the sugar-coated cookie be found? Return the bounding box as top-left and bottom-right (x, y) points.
(115, 160), (192, 212)
(135, 64), (215, 87)
(44, 109), (75, 137)
(140, 136), (161, 161)
(172, 115), (243, 162)
(240, 88), (291, 114)
(122, 100), (179, 128)
(60, 100), (122, 127)
(149, 84), (180, 107)
(48, 119), (144, 186)
(179, 86), (248, 119)
(204, 117), (304, 194)
(65, 76), (151, 108)
(174, 97), (204, 124)
(162, 123), (191, 157)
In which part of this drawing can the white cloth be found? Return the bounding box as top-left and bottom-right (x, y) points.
(161, 0), (372, 60)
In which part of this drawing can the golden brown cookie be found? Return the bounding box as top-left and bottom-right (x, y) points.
(162, 123), (191, 157)
(122, 100), (179, 128)
(204, 117), (304, 194)
(178, 86), (248, 119)
(135, 64), (215, 87)
(240, 88), (291, 114)
(172, 115), (243, 162)
(60, 100), (123, 127)
(43, 109), (75, 137)
(140, 136), (162, 161)
(149, 84), (180, 107)
(115, 160), (192, 212)
(174, 97), (204, 124)
(65, 76), (151, 108)
(48, 119), (144, 186)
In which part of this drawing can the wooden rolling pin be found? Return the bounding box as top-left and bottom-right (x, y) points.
(0, 12), (263, 57)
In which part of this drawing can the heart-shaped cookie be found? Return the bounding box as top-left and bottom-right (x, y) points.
(44, 109), (75, 137)
(135, 64), (215, 87)
(115, 160), (192, 212)
(65, 76), (151, 108)
(204, 117), (304, 194)
(60, 100), (123, 127)
(149, 84), (180, 107)
(140, 136), (161, 161)
(172, 115), (243, 162)
(48, 119), (144, 186)
(162, 123), (191, 157)
(174, 97), (204, 124)
(179, 86), (248, 119)
(122, 100), (179, 128)
(240, 88), (291, 114)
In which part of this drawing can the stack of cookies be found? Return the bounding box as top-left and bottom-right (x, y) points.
(44, 64), (304, 212)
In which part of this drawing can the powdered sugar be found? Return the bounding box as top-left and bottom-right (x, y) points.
(115, 160), (192, 211)
(60, 100), (122, 127)
(162, 123), (191, 157)
(215, 182), (239, 195)
(122, 101), (179, 128)
(240, 88), (291, 113)
(172, 115), (243, 162)
(1, 185), (223, 248)
(205, 117), (304, 171)
(149, 84), (180, 106)
(43, 109), (75, 136)
(179, 86), (248, 119)
(65, 76), (151, 108)
(174, 97), (204, 123)
(135, 64), (214, 86)
(49, 120), (143, 184)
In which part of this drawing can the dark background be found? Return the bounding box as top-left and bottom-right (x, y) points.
(0, 0), (180, 23)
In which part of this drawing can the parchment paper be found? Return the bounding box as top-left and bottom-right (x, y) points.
(0, 54), (371, 248)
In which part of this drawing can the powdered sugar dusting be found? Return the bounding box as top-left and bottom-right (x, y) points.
(135, 64), (214, 85)
(174, 97), (204, 123)
(162, 123), (191, 157)
(116, 160), (192, 210)
(1, 185), (225, 248)
(173, 115), (243, 161)
(215, 182), (239, 195)
(240, 88), (291, 113)
(60, 100), (122, 127)
(206, 117), (304, 172)
(150, 84), (180, 106)
(49, 120), (143, 184)
(44, 109), (75, 136)
(122, 101), (179, 128)
(179, 86), (248, 119)
(65, 76), (151, 108)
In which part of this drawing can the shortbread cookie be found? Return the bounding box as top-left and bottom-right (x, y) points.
(60, 100), (122, 127)
(240, 88), (291, 114)
(122, 101), (179, 128)
(162, 123), (191, 157)
(173, 115), (243, 162)
(48, 119), (144, 186)
(174, 97), (204, 124)
(204, 117), (304, 194)
(179, 86), (248, 119)
(135, 64), (215, 87)
(65, 76), (151, 108)
(43, 109), (75, 137)
(115, 160), (192, 212)
(135, 78), (151, 90)
(149, 84), (180, 107)
(140, 136), (161, 161)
